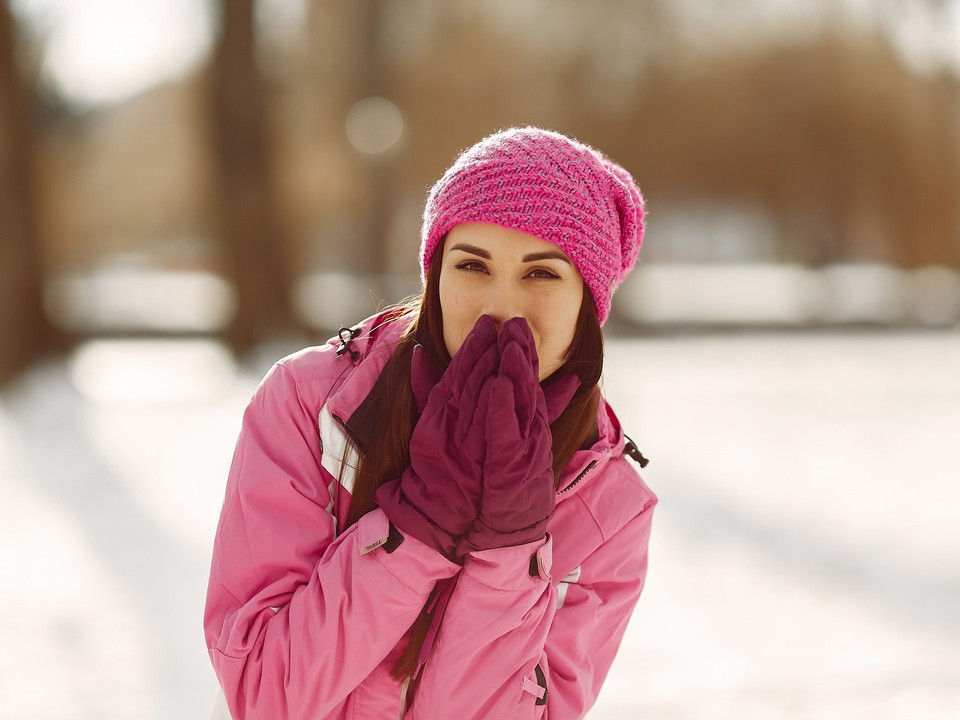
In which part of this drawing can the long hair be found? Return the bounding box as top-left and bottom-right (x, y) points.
(342, 240), (604, 679)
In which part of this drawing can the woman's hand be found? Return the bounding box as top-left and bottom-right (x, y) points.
(460, 317), (580, 553)
(376, 316), (499, 559)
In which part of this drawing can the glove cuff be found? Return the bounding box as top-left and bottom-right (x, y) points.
(458, 516), (551, 555)
(375, 479), (461, 559)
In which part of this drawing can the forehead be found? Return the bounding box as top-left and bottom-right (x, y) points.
(445, 222), (570, 261)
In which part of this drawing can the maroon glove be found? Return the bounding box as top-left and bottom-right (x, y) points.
(459, 318), (580, 553)
(376, 316), (499, 558)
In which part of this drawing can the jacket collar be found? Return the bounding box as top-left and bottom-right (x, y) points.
(556, 398), (626, 498)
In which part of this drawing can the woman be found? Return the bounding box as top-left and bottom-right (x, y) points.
(204, 127), (657, 719)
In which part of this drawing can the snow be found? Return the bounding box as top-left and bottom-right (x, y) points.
(1, 330), (957, 719)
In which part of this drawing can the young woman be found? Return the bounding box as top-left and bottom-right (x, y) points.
(204, 127), (657, 719)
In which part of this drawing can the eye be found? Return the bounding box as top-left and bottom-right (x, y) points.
(454, 260), (488, 274)
(527, 267), (561, 280)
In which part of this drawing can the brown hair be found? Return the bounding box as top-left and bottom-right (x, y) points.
(342, 240), (603, 679)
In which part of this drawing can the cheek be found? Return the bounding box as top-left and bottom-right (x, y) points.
(532, 295), (581, 377)
(539, 318), (574, 360)
(442, 323), (461, 359)
(439, 279), (469, 357)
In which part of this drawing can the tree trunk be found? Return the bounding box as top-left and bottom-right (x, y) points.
(208, 0), (299, 353)
(0, 0), (68, 386)
(353, 0), (393, 283)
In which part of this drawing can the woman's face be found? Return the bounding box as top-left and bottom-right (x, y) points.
(438, 222), (585, 381)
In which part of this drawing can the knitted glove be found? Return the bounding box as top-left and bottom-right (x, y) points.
(459, 318), (580, 553)
(376, 316), (499, 558)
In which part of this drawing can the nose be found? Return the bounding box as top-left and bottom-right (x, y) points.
(481, 283), (525, 331)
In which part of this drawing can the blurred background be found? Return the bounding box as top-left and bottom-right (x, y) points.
(0, 0), (958, 718)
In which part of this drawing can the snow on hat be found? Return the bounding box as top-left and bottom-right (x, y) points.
(420, 126), (645, 325)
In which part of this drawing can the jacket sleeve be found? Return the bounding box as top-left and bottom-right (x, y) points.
(409, 492), (656, 719)
(203, 362), (459, 720)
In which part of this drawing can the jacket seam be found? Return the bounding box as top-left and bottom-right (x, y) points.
(276, 362), (343, 411)
(211, 644), (250, 663)
(210, 572), (245, 613)
(578, 464), (658, 543)
(462, 562), (547, 593)
(574, 493), (608, 542)
(368, 544), (440, 597)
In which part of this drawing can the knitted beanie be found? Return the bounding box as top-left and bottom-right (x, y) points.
(420, 126), (645, 325)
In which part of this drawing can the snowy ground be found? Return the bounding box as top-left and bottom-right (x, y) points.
(1, 329), (957, 719)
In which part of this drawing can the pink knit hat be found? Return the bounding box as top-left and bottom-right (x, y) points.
(420, 127), (645, 325)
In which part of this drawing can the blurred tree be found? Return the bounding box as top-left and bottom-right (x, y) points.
(0, 0), (67, 386)
(208, 0), (300, 353)
(605, 32), (960, 268)
(353, 0), (392, 285)
(258, 0), (960, 280)
(13, 0), (955, 343)
(301, 0), (397, 297)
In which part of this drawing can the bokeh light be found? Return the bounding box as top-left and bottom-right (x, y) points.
(345, 96), (405, 156)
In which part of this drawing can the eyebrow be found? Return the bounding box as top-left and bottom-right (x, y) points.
(448, 243), (571, 265)
(522, 250), (571, 264)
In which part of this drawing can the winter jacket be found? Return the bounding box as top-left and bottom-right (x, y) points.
(204, 311), (657, 719)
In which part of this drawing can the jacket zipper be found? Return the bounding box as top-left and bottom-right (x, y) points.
(558, 459), (597, 494)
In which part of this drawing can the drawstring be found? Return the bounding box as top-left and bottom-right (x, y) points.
(336, 326), (362, 362)
(623, 434), (649, 468)
(414, 573), (460, 679)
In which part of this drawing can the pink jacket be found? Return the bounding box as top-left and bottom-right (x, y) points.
(204, 313), (657, 719)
